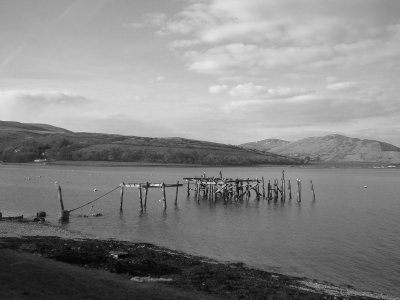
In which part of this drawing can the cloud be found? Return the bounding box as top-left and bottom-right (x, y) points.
(326, 76), (338, 83)
(229, 82), (265, 97)
(144, 13), (167, 26)
(209, 84), (229, 94)
(326, 81), (358, 92)
(160, 0), (400, 77)
(169, 39), (201, 49)
(0, 89), (176, 137)
(222, 92), (400, 127)
(0, 89), (92, 122)
(122, 22), (144, 29)
(149, 76), (166, 84)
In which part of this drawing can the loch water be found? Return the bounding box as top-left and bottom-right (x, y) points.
(0, 164), (399, 297)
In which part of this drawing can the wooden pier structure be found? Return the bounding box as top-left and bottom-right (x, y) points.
(50, 170), (314, 223)
(183, 176), (263, 202)
(120, 182), (183, 211)
(182, 170), (304, 203)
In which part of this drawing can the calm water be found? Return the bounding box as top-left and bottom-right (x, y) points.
(0, 164), (399, 297)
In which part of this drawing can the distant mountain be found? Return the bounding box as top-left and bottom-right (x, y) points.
(241, 134), (400, 164)
(0, 120), (300, 165)
(241, 139), (290, 151)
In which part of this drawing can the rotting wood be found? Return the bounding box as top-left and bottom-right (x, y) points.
(262, 177), (265, 198)
(139, 187), (143, 212)
(175, 181), (179, 206)
(310, 180), (316, 202)
(144, 182), (149, 209)
(297, 179), (302, 202)
(119, 184), (124, 211)
(162, 182), (167, 210)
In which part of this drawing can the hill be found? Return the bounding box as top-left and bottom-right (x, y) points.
(0, 121), (300, 165)
(241, 139), (290, 151)
(241, 134), (400, 164)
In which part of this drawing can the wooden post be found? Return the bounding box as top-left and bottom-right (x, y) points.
(267, 180), (271, 200)
(57, 185), (69, 222)
(196, 181), (200, 203)
(297, 179), (302, 202)
(212, 181), (215, 202)
(219, 170), (223, 179)
(144, 182), (149, 209)
(139, 186), (143, 212)
(274, 179), (279, 202)
(58, 185), (65, 211)
(175, 181), (179, 206)
(187, 180), (190, 196)
(310, 180), (316, 201)
(262, 177), (265, 199)
(256, 178), (260, 200)
(288, 180), (292, 200)
(119, 184), (124, 211)
(58, 210), (69, 222)
(162, 182), (167, 210)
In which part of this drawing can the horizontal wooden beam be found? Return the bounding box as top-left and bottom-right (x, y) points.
(124, 183), (183, 188)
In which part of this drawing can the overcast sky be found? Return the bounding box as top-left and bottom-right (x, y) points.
(1, 0), (399, 145)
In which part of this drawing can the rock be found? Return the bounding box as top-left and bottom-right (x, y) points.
(36, 211), (46, 218)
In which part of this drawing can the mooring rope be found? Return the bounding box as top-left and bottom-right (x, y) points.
(68, 185), (121, 213)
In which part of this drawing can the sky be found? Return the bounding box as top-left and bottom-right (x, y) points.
(0, 0), (400, 146)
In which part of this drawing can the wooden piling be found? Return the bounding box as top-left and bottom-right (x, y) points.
(139, 187), (143, 211)
(296, 179), (302, 202)
(58, 185), (64, 211)
(162, 182), (167, 209)
(256, 178), (260, 200)
(310, 180), (316, 201)
(57, 186), (69, 222)
(119, 184), (124, 211)
(288, 180), (292, 200)
(262, 177), (265, 198)
(274, 179), (279, 202)
(58, 210), (69, 222)
(175, 181), (179, 206)
(267, 180), (271, 200)
(196, 181), (200, 203)
(144, 182), (149, 209)
(186, 180), (190, 196)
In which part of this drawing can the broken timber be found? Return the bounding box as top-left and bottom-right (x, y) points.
(183, 177), (262, 202)
(121, 182), (183, 211)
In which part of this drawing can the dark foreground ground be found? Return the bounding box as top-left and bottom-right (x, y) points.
(0, 225), (396, 300)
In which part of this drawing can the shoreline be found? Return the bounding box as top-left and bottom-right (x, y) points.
(1, 160), (300, 168)
(0, 221), (397, 300)
(1, 160), (398, 169)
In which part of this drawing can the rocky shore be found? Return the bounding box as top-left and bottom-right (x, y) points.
(0, 221), (397, 300)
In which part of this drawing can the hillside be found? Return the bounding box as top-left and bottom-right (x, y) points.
(241, 134), (400, 164)
(0, 121), (300, 165)
(241, 139), (290, 151)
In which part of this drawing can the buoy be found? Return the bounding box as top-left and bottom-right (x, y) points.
(93, 188), (98, 192)
(364, 185), (368, 189)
